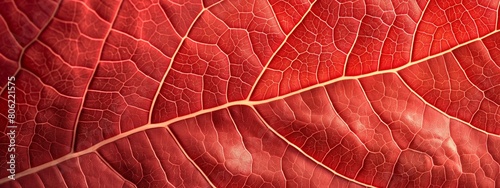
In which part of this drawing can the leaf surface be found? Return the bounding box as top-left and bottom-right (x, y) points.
(1, 0), (500, 187)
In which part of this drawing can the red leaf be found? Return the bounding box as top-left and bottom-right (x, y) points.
(1, 0), (499, 187)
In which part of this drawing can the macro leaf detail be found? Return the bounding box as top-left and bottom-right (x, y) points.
(1, 0), (500, 187)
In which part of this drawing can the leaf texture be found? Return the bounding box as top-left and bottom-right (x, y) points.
(1, 0), (500, 187)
